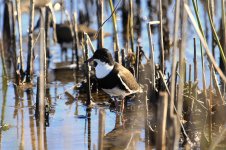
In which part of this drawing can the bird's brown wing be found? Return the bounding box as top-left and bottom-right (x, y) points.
(115, 63), (140, 92)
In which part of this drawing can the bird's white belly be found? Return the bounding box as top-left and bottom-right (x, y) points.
(102, 87), (128, 97)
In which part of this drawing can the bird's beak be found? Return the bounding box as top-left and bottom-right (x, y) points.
(84, 57), (94, 63)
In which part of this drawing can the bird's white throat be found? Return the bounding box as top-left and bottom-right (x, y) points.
(94, 59), (114, 79)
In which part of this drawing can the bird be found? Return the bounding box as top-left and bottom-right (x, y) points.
(34, 19), (110, 60)
(86, 48), (142, 111)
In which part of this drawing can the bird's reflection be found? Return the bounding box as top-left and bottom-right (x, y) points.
(103, 104), (143, 150)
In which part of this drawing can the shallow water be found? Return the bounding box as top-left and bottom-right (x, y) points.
(0, 72), (147, 150)
(0, 53), (148, 150)
(0, 0), (225, 150)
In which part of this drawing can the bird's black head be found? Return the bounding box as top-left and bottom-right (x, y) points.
(91, 48), (114, 65)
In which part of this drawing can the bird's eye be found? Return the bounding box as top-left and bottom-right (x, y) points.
(94, 61), (97, 67)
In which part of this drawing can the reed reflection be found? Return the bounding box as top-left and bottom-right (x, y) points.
(86, 108), (92, 150)
(26, 89), (37, 150)
(19, 89), (24, 150)
(98, 109), (105, 150)
(0, 67), (8, 148)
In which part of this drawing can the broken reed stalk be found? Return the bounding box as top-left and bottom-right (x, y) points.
(26, 0), (35, 82)
(129, 0), (134, 52)
(147, 23), (155, 88)
(209, 65), (213, 144)
(73, 12), (79, 69)
(169, 0), (180, 148)
(35, 77), (40, 119)
(147, 21), (160, 90)
(177, 0), (187, 132)
(135, 46), (140, 81)
(38, 7), (46, 150)
(157, 92), (168, 150)
(84, 33), (92, 106)
(193, 38), (198, 81)
(189, 64), (192, 94)
(193, 38), (198, 110)
(98, 109), (105, 150)
(184, 59), (187, 83)
(159, 0), (165, 73)
(200, 43), (208, 105)
(96, 0), (104, 48)
(15, 0), (24, 76)
(184, 4), (226, 83)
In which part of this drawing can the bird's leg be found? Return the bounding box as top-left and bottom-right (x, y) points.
(120, 99), (124, 113)
(120, 96), (125, 113)
(114, 97), (119, 111)
(64, 48), (68, 61)
(60, 45), (63, 61)
(120, 97), (127, 127)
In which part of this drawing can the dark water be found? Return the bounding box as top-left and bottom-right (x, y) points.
(0, 0), (225, 149)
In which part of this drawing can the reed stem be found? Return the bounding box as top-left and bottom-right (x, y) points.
(207, 0), (226, 67)
(135, 46), (140, 81)
(159, 0), (165, 73)
(97, 0), (104, 48)
(129, 0), (134, 52)
(84, 33), (92, 106)
(169, 0), (181, 148)
(26, 0), (35, 82)
(147, 21), (159, 90)
(185, 4), (226, 83)
(109, 0), (120, 52)
(177, 0), (187, 135)
(209, 65), (213, 144)
(38, 7), (46, 150)
(73, 12), (79, 69)
(15, 0), (24, 78)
